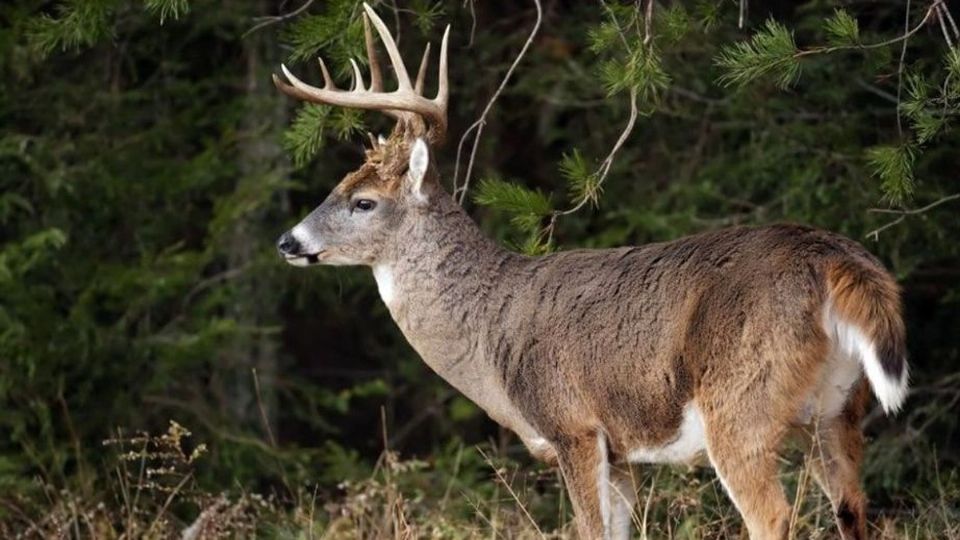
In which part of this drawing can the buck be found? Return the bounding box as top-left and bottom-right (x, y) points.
(274, 6), (908, 539)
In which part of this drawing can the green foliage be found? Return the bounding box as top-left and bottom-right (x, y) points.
(600, 44), (670, 103)
(560, 149), (600, 208)
(947, 48), (960, 86)
(586, 21), (621, 54)
(475, 176), (551, 234)
(902, 72), (932, 119)
(694, 0), (721, 31)
(866, 145), (916, 206)
(659, 4), (691, 44)
(823, 9), (860, 46)
(283, 104), (331, 168)
(901, 50), (960, 147)
(409, 0), (445, 34)
(26, 0), (118, 57)
(144, 0), (189, 24)
(282, 0), (364, 64)
(715, 18), (800, 89)
(0, 228), (67, 282)
(283, 105), (364, 168)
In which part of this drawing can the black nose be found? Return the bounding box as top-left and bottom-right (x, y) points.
(277, 231), (301, 255)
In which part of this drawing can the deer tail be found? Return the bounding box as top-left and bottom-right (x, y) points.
(824, 259), (909, 414)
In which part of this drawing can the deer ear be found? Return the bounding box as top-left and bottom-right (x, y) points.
(407, 138), (429, 202)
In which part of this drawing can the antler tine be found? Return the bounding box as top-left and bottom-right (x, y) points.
(348, 59), (366, 91)
(363, 13), (384, 92)
(437, 24), (450, 107)
(415, 42), (431, 96)
(362, 3), (413, 90)
(362, 10), (404, 120)
(317, 57), (336, 89)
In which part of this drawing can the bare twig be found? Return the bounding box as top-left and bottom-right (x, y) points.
(389, 0), (402, 45)
(854, 78), (900, 104)
(452, 0), (543, 204)
(640, 467), (661, 538)
(865, 193), (960, 240)
(739, 0), (748, 29)
(937, 2), (960, 49)
(182, 264), (251, 309)
(643, 0), (654, 45)
(943, 1), (960, 39)
(244, 0), (318, 37)
(897, 0), (914, 138)
(543, 85), (639, 246)
(938, 3), (955, 49)
(252, 368), (278, 448)
(463, 0), (477, 47)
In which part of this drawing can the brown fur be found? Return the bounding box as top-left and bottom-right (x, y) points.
(336, 147), (408, 195)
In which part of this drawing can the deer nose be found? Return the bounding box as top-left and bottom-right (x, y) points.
(276, 231), (301, 256)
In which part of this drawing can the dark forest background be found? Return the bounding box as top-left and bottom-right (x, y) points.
(1, 0), (958, 537)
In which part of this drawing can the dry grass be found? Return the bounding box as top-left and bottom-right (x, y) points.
(2, 421), (957, 539)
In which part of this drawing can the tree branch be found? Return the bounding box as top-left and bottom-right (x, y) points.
(865, 193), (960, 241)
(244, 0), (318, 38)
(452, 0), (543, 205)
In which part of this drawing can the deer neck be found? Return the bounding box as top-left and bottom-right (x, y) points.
(374, 194), (521, 366)
(371, 194), (533, 432)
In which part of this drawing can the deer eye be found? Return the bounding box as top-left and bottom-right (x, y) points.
(353, 199), (377, 212)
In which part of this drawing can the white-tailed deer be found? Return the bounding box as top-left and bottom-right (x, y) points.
(274, 6), (908, 539)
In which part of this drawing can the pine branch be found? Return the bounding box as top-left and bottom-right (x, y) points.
(474, 177), (552, 218)
(600, 44), (670, 101)
(716, 2), (942, 90)
(474, 176), (552, 243)
(824, 9), (860, 46)
(282, 104), (331, 168)
(866, 145), (916, 206)
(560, 149), (601, 209)
(715, 18), (800, 89)
(27, 0), (119, 58)
(282, 1), (363, 65)
(144, 0), (189, 25)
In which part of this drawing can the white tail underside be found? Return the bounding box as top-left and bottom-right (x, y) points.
(824, 304), (909, 414)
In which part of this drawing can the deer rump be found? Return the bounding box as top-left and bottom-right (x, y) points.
(496, 223), (906, 464)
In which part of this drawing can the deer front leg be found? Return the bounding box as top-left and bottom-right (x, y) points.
(555, 430), (622, 540)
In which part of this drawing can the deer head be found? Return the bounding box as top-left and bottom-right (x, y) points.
(275, 3), (449, 267)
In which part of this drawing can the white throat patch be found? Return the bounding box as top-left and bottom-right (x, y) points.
(373, 265), (396, 305)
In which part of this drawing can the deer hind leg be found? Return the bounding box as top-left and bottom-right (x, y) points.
(807, 380), (870, 540)
(608, 465), (638, 540)
(702, 410), (791, 540)
(554, 430), (628, 540)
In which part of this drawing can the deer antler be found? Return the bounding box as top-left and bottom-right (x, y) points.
(273, 3), (450, 144)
